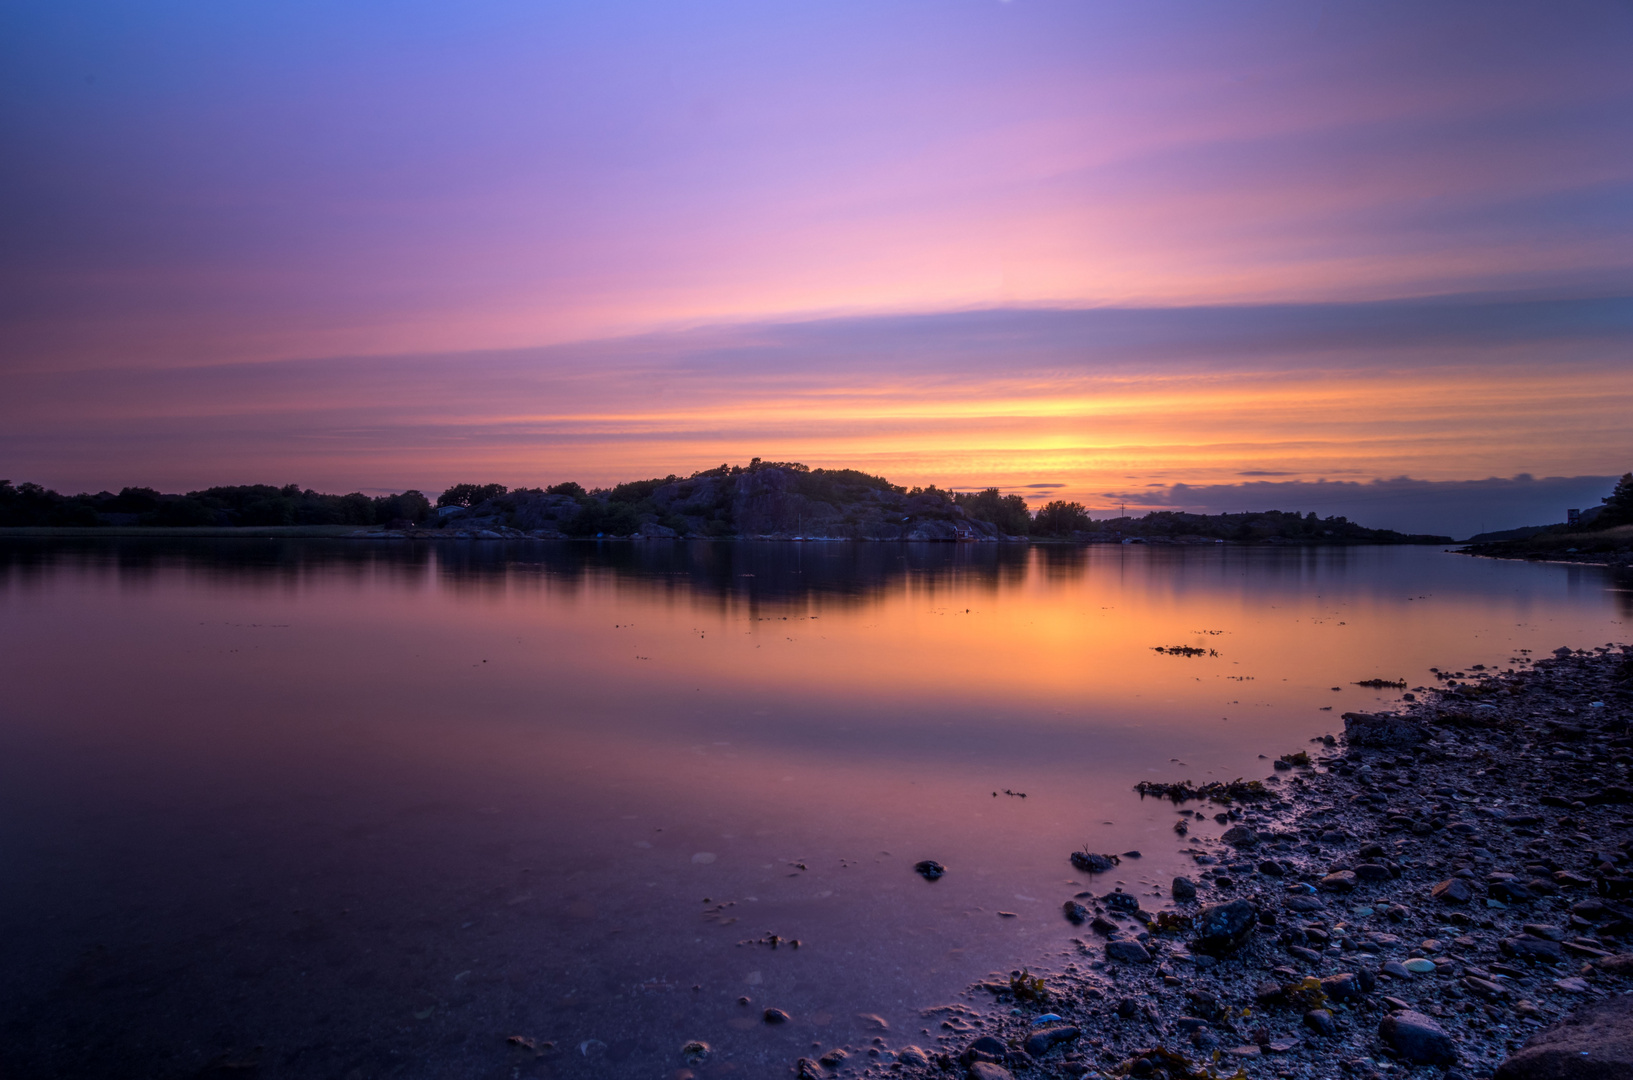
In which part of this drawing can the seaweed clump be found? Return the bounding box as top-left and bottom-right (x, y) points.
(1008, 968), (1049, 1003)
(1133, 778), (1269, 804)
(1112, 1046), (1247, 1080)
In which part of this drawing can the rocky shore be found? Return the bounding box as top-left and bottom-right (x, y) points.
(1459, 524), (1633, 569)
(789, 643), (1633, 1080)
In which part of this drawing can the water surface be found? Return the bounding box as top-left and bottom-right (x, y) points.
(0, 541), (1627, 1079)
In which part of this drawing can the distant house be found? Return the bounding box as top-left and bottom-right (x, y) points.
(1567, 508), (1581, 525)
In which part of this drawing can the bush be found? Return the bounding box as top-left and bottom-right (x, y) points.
(1032, 500), (1092, 536)
(1598, 472), (1633, 528)
(954, 488), (1031, 535)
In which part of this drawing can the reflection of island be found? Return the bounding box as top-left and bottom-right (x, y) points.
(0, 461), (1451, 543)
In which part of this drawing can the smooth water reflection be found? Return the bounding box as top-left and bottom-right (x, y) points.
(0, 541), (1626, 1079)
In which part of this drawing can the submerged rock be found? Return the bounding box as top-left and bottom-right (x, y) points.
(914, 860), (946, 880)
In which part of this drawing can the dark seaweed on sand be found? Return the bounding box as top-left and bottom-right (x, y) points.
(1132, 778), (1270, 803)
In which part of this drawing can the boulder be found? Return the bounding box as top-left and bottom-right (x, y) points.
(1194, 899), (1257, 955)
(1378, 1010), (1457, 1066)
(1494, 993), (1633, 1079)
(1343, 711), (1430, 748)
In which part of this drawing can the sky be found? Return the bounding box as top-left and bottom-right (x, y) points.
(3, 0), (1631, 534)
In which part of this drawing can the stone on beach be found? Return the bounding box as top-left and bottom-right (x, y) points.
(1378, 1010), (1457, 1065)
(1343, 711), (1431, 747)
(1193, 898), (1257, 955)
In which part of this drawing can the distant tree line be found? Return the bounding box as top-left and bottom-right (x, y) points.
(11, 457), (1561, 542)
(0, 480), (430, 528)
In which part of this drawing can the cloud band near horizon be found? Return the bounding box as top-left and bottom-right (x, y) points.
(3, 298), (1628, 536)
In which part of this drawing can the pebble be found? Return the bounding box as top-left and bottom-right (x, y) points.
(1402, 957), (1438, 974)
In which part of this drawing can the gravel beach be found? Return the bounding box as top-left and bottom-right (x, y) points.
(787, 643), (1633, 1080)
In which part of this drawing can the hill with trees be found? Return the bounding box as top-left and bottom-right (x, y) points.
(1460, 471), (1633, 566)
(1, 461), (1454, 544)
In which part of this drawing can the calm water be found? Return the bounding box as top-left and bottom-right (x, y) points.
(0, 540), (1628, 1079)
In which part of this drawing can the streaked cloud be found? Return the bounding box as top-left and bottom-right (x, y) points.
(3, 298), (1628, 535)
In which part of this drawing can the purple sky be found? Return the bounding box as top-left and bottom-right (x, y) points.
(3, 1), (1631, 532)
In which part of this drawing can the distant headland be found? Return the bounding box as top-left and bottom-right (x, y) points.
(0, 460), (1455, 544)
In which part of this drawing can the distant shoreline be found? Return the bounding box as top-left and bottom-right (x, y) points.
(0, 525), (1453, 548)
(1457, 523), (1633, 569)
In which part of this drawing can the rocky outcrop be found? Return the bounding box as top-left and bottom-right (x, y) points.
(1494, 994), (1633, 1079)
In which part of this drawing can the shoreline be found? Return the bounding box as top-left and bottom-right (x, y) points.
(808, 644), (1633, 1080)
(0, 525), (1451, 548)
(1457, 524), (1633, 569)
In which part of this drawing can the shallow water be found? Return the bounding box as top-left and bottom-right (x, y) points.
(0, 540), (1627, 1079)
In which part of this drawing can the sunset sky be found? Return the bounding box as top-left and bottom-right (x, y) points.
(3, 0), (1631, 533)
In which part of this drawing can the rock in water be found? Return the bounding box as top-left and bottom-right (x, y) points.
(1071, 851), (1118, 873)
(913, 860), (946, 880)
(1494, 993), (1633, 1079)
(1172, 876), (1197, 900)
(1193, 899), (1257, 955)
(1343, 711), (1430, 748)
(1379, 1010), (1457, 1066)
(1062, 899), (1089, 924)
